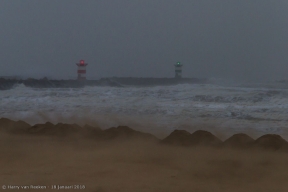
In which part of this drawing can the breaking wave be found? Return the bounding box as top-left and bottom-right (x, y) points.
(1, 82), (288, 138)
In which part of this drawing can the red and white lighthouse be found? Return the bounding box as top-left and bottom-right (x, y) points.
(76, 60), (88, 80)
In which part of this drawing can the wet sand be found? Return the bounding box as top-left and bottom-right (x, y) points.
(1, 118), (288, 191)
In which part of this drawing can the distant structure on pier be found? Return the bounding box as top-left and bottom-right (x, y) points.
(76, 60), (88, 80)
(174, 62), (183, 78)
(0, 76), (22, 80)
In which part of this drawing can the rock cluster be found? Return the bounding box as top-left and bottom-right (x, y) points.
(0, 118), (158, 142)
(1, 118), (288, 151)
(162, 129), (288, 151)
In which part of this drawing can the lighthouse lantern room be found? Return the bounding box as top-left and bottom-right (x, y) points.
(76, 60), (88, 80)
(174, 62), (183, 78)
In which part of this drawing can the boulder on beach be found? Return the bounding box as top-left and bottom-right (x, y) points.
(102, 126), (159, 141)
(83, 124), (102, 131)
(223, 133), (255, 149)
(0, 118), (30, 133)
(189, 130), (222, 147)
(27, 122), (81, 136)
(27, 122), (56, 135)
(161, 130), (222, 147)
(161, 130), (191, 146)
(0, 118), (14, 127)
(54, 123), (81, 136)
(254, 134), (288, 151)
(10, 120), (31, 134)
(27, 122), (54, 134)
(82, 124), (104, 138)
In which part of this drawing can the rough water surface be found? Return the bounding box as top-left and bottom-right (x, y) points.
(1, 83), (288, 138)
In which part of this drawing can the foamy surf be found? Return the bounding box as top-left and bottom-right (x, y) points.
(1, 83), (288, 137)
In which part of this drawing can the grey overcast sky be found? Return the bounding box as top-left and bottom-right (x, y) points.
(1, 0), (288, 82)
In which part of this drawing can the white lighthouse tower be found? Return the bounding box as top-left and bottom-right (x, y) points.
(76, 60), (88, 80)
(174, 62), (183, 78)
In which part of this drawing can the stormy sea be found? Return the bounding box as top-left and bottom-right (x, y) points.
(1, 78), (288, 138)
(2, 78), (288, 191)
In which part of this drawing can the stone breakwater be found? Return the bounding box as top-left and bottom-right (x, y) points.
(0, 77), (207, 90)
(1, 117), (288, 152)
(0, 78), (118, 89)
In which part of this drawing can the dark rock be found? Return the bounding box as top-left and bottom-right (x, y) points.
(161, 130), (191, 146)
(223, 133), (254, 149)
(27, 122), (81, 136)
(254, 134), (288, 151)
(189, 130), (222, 147)
(53, 123), (81, 136)
(83, 124), (104, 139)
(27, 122), (55, 135)
(0, 118), (15, 129)
(0, 118), (30, 133)
(103, 126), (158, 141)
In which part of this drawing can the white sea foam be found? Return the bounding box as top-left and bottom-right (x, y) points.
(1, 83), (288, 136)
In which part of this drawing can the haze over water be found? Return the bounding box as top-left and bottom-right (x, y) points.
(1, 1), (288, 82)
(2, 82), (288, 139)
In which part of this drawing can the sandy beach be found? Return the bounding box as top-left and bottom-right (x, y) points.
(1, 118), (288, 192)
